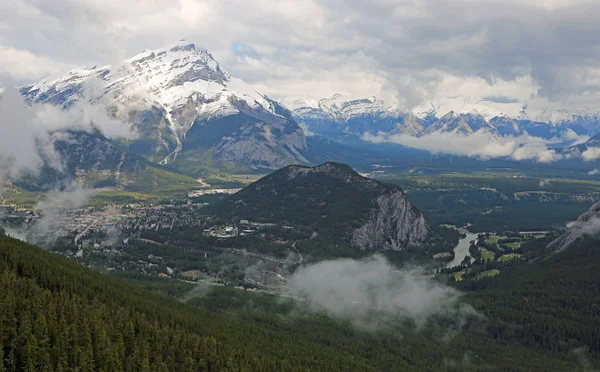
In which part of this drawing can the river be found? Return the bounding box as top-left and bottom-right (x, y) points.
(446, 229), (479, 268)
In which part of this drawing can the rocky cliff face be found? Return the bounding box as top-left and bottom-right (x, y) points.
(352, 190), (430, 251)
(546, 200), (600, 254)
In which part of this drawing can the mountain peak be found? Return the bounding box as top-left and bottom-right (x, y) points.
(21, 41), (309, 171)
(441, 110), (458, 119)
(128, 39), (202, 60)
(169, 40), (197, 52)
(466, 109), (483, 117)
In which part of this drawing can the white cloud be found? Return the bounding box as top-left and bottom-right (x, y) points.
(363, 130), (563, 163)
(0, 82), (135, 183)
(0, 45), (68, 81)
(287, 255), (480, 329)
(582, 147), (600, 161)
(539, 179), (551, 188)
(588, 169), (599, 175)
(32, 183), (91, 244)
(0, 85), (61, 181)
(35, 100), (136, 140)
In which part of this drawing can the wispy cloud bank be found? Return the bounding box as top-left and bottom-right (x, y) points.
(31, 183), (92, 246)
(0, 81), (135, 183)
(362, 130), (573, 163)
(0, 84), (62, 181)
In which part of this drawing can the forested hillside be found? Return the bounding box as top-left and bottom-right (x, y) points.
(0, 235), (591, 371)
(0, 236), (245, 371)
(465, 236), (600, 359)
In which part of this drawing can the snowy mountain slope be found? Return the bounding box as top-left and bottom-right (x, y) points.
(22, 41), (308, 173)
(421, 111), (496, 135)
(289, 93), (600, 141)
(287, 94), (427, 139)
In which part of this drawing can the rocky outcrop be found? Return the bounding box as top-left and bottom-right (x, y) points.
(352, 190), (430, 251)
(546, 200), (600, 254)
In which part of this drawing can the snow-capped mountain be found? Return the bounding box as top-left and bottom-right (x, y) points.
(285, 94), (426, 138)
(288, 93), (600, 141)
(421, 111), (496, 135)
(22, 40), (309, 172)
(413, 96), (524, 120)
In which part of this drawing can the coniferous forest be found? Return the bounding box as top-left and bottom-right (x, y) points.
(1, 234), (599, 371)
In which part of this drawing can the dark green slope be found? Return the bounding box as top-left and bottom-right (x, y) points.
(213, 162), (395, 224)
(0, 235), (585, 371)
(464, 236), (600, 365)
(0, 235), (398, 371)
(209, 162), (452, 258)
(0, 235), (240, 371)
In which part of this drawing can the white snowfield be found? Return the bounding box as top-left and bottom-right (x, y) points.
(25, 40), (278, 121)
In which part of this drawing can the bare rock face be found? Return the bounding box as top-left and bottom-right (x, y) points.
(547, 200), (600, 254)
(352, 189), (430, 251)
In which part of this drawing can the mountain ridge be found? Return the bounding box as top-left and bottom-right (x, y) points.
(288, 93), (600, 141)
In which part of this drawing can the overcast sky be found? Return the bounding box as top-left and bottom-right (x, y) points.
(1, 0), (600, 110)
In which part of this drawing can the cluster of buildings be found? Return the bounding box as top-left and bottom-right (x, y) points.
(202, 220), (280, 239)
(187, 188), (241, 197)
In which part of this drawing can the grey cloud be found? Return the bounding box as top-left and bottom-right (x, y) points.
(0, 84), (61, 181)
(2, 1), (600, 106)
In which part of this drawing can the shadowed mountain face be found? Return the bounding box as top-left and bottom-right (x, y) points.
(14, 130), (194, 191)
(212, 162), (450, 252)
(21, 41), (309, 174)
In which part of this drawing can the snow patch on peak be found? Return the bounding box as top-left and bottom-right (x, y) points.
(23, 41), (277, 117)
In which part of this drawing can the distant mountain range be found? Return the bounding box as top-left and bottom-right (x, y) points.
(13, 42), (600, 188)
(285, 94), (600, 141)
